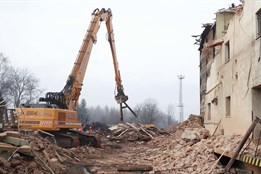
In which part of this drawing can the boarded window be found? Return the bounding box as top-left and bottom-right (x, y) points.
(225, 41), (230, 62)
(257, 9), (261, 37)
(207, 103), (211, 120)
(226, 96), (231, 117)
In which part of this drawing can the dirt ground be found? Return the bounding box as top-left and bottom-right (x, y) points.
(63, 134), (223, 174)
(66, 141), (155, 174)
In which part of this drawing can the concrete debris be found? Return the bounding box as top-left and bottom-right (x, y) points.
(173, 114), (208, 141)
(0, 133), (93, 174)
(181, 129), (200, 141)
(141, 134), (242, 173)
(181, 127), (210, 142)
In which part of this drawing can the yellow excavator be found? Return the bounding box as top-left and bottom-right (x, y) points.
(16, 8), (136, 148)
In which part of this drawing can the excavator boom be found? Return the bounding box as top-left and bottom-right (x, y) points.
(41, 8), (136, 120)
(105, 9), (137, 120)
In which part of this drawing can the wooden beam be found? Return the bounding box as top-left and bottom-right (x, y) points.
(118, 164), (153, 172)
(2, 136), (29, 146)
(43, 150), (51, 164)
(212, 119), (221, 136)
(4, 108), (9, 126)
(0, 143), (31, 153)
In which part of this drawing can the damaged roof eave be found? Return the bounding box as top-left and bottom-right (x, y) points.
(217, 10), (236, 14)
(198, 23), (216, 51)
(205, 38), (224, 48)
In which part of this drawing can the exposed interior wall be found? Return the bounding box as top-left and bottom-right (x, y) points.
(216, 11), (235, 38)
(199, 29), (208, 116)
(199, 25), (215, 116)
(200, 51), (207, 116)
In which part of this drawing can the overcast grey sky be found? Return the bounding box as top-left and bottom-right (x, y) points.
(0, 0), (238, 120)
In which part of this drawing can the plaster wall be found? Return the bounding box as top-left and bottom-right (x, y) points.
(204, 0), (261, 136)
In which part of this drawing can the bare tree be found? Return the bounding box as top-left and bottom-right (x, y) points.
(0, 92), (5, 107)
(0, 91), (6, 124)
(0, 53), (12, 98)
(134, 98), (159, 124)
(8, 68), (43, 107)
(0, 53), (43, 107)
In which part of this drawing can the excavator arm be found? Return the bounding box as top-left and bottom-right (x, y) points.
(105, 9), (137, 120)
(43, 8), (136, 120)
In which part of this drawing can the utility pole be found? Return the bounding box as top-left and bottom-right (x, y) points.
(177, 75), (185, 123)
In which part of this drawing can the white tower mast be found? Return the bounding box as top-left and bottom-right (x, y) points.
(177, 75), (185, 122)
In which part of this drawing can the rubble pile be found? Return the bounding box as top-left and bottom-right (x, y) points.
(116, 116), (259, 173)
(178, 114), (204, 130)
(174, 114), (209, 141)
(137, 134), (244, 173)
(108, 123), (159, 142)
(0, 133), (93, 174)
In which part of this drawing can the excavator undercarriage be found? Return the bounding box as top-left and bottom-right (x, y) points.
(40, 130), (101, 148)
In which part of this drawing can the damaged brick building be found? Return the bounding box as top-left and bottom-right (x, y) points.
(198, 0), (261, 139)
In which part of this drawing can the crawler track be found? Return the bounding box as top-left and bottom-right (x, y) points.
(42, 130), (101, 148)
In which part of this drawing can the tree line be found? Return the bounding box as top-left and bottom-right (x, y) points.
(1, 53), (178, 128)
(77, 98), (178, 128)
